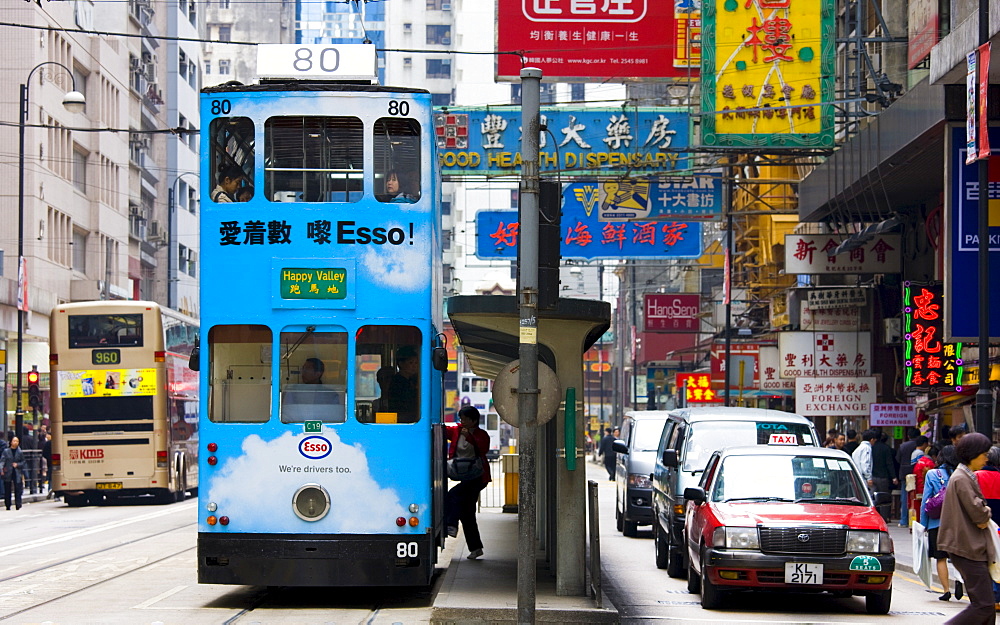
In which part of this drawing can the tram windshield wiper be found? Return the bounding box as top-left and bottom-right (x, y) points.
(723, 496), (794, 503)
(282, 325), (316, 361)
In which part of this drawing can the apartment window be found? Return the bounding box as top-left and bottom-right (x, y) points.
(571, 83), (585, 101)
(179, 244), (188, 274)
(179, 50), (188, 79)
(219, 25), (231, 42)
(219, 59), (231, 75)
(72, 67), (88, 102)
(541, 83), (557, 104)
(426, 25), (450, 45)
(204, 60), (212, 74)
(73, 147), (88, 193)
(403, 23), (412, 32)
(510, 84), (521, 104)
(187, 248), (197, 277)
(188, 60), (197, 88)
(220, 0), (231, 7)
(187, 0), (197, 25)
(72, 230), (87, 273)
(425, 59), (451, 79)
(442, 200), (451, 216)
(179, 114), (188, 145)
(187, 184), (198, 214)
(404, 57), (412, 68)
(431, 93), (452, 106)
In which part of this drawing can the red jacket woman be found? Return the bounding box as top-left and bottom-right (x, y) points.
(444, 406), (491, 559)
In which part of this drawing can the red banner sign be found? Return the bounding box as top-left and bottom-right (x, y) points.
(644, 293), (700, 333)
(677, 372), (719, 403)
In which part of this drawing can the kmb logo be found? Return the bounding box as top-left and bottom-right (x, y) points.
(70, 449), (105, 460)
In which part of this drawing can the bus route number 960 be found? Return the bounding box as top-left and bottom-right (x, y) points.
(396, 542), (418, 558)
(92, 349), (121, 365)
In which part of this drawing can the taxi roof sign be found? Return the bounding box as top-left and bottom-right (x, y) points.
(257, 44), (378, 83)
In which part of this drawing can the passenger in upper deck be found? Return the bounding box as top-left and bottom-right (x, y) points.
(382, 170), (419, 204)
(211, 165), (246, 203)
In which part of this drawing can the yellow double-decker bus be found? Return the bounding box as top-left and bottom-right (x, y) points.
(49, 301), (198, 506)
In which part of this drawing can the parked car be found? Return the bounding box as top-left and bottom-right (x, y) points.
(613, 411), (670, 537)
(684, 445), (894, 614)
(651, 407), (820, 578)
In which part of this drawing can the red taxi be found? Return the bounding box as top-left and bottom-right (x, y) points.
(684, 446), (894, 614)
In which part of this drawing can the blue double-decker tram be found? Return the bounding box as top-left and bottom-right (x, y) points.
(196, 45), (447, 586)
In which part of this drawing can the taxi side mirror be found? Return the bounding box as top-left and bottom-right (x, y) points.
(684, 487), (706, 503)
(872, 491), (892, 506)
(612, 440), (628, 455)
(661, 449), (679, 468)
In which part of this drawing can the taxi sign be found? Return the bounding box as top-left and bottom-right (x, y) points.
(769, 433), (798, 445)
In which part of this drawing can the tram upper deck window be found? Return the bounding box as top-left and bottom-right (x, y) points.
(374, 118), (421, 204)
(208, 324), (271, 423)
(209, 117), (255, 202)
(354, 325), (422, 424)
(68, 314), (143, 348)
(279, 328), (348, 423)
(265, 116), (364, 203)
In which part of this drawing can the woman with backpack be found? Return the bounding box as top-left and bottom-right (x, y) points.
(922, 444), (962, 601)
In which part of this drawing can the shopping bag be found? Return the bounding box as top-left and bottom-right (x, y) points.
(912, 521), (933, 590)
(988, 520), (1000, 583)
(447, 456), (484, 481)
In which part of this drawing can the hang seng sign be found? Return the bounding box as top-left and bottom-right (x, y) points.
(645, 293), (700, 332)
(701, 0), (834, 148)
(903, 281), (966, 391)
(785, 234), (901, 274)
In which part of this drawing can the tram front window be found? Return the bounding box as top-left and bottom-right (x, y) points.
(374, 118), (421, 203)
(208, 324), (271, 423)
(208, 117), (255, 203)
(354, 325), (422, 424)
(279, 328), (348, 423)
(265, 116), (364, 203)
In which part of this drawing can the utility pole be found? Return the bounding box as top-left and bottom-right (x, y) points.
(516, 66), (541, 625)
(974, 0), (992, 436)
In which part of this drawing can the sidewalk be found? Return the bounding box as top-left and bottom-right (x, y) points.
(431, 507), (618, 624)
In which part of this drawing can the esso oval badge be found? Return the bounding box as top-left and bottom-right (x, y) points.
(299, 436), (332, 460)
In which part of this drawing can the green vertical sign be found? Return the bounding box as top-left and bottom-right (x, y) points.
(304, 421), (322, 433)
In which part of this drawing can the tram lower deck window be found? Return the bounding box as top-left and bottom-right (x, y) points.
(265, 116), (363, 203)
(208, 324), (272, 423)
(279, 328), (348, 423)
(354, 325), (422, 424)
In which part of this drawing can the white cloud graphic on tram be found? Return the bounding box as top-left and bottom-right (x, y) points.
(360, 238), (428, 291)
(206, 430), (403, 532)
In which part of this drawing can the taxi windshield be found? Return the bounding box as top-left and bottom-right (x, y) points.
(711, 454), (870, 505)
(681, 421), (815, 472)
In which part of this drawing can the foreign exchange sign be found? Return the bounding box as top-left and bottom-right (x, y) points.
(795, 377), (877, 416)
(784, 234), (901, 274)
(701, 0), (834, 147)
(870, 403), (917, 427)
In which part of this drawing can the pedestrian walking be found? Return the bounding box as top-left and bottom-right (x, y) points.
(444, 405), (491, 560)
(843, 429), (861, 456)
(897, 427), (920, 527)
(938, 432), (995, 624)
(974, 445), (1000, 611)
(1, 437), (26, 510)
(922, 445), (962, 601)
(872, 431), (897, 522)
(852, 429), (877, 489)
(597, 427), (617, 481)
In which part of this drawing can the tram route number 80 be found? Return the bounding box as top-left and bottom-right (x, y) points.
(396, 542), (419, 558)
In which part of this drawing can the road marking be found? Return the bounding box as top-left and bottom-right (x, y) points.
(133, 585), (187, 609)
(892, 570), (968, 602)
(1, 502), (196, 556)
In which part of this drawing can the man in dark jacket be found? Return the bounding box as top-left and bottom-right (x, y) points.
(598, 427), (617, 481)
(1, 437), (26, 510)
(896, 427), (920, 527)
(843, 429), (860, 456)
(871, 431), (898, 523)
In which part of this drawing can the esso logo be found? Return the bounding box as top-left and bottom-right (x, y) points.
(299, 436), (332, 460)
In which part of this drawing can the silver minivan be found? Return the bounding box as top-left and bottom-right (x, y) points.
(650, 407), (820, 577)
(613, 411), (670, 537)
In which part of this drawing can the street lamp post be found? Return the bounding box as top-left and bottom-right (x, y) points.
(15, 62), (85, 440)
(167, 173), (199, 310)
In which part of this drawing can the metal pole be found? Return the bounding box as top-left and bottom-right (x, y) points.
(16, 82), (28, 440)
(975, 0), (992, 436)
(517, 66), (542, 625)
(723, 165), (734, 406)
(168, 187), (175, 309)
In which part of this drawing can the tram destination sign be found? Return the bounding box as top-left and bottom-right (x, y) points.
(256, 44), (377, 82)
(279, 267), (348, 300)
(435, 107), (691, 178)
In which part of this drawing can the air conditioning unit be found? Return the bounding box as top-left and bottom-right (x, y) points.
(441, 2), (451, 9)
(441, 37), (451, 44)
(883, 317), (901, 345)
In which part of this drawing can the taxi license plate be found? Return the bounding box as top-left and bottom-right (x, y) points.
(96, 482), (123, 490)
(784, 562), (823, 584)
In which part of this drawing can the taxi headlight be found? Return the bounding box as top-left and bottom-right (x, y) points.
(713, 526), (760, 549)
(847, 530), (891, 554)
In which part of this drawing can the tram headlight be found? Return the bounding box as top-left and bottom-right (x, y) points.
(408, 503), (419, 513)
(207, 502), (218, 512)
(292, 484), (331, 522)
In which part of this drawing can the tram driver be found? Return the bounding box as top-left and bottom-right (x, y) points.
(388, 346), (420, 422)
(281, 358), (344, 422)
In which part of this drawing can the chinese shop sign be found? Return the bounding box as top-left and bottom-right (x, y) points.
(435, 108), (690, 177)
(476, 186), (703, 260)
(784, 234), (901, 274)
(778, 332), (871, 378)
(945, 125), (1000, 341)
(677, 372), (719, 403)
(644, 293), (701, 332)
(806, 287), (868, 310)
(701, 0), (834, 148)
(495, 0), (698, 81)
(870, 403), (917, 427)
(590, 174), (722, 221)
(710, 343), (759, 387)
(759, 346), (795, 390)
(903, 282), (966, 391)
(795, 377), (877, 417)
(279, 267), (347, 300)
